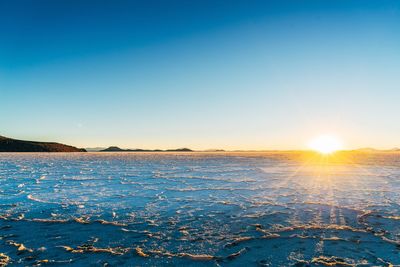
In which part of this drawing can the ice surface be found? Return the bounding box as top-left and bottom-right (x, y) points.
(0, 152), (399, 266)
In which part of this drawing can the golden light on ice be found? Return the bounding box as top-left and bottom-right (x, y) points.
(308, 135), (343, 154)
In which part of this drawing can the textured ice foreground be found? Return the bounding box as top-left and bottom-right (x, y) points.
(0, 152), (399, 266)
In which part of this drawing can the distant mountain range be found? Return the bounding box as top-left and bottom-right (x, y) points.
(0, 136), (86, 152)
(1, 135), (398, 153)
(352, 147), (400, 152)
(100, 146), (193, 152)
(85, 147), (106, 152)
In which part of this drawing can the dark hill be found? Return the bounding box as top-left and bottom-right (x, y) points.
(100, 146), (192, 152)
(101, 146), (125, 152)
(0, 136), (86, 152)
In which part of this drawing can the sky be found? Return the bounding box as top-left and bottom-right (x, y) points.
(1, 0), (399, 150)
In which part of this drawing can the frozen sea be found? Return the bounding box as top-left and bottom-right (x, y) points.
(0, 152), (399, 266)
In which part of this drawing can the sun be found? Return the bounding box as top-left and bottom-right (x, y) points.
(308, 135), (343, 154)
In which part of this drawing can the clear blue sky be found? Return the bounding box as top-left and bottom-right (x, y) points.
(1, 0), (399, 150)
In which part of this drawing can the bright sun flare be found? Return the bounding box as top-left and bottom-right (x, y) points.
(308, 135), (343, 154)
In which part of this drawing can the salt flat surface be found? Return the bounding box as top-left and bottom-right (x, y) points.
(0, 152), (399, 266)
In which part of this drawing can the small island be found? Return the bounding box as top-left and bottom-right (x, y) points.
(0, 136), (86, 152)
(100, 146), (192, 152)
